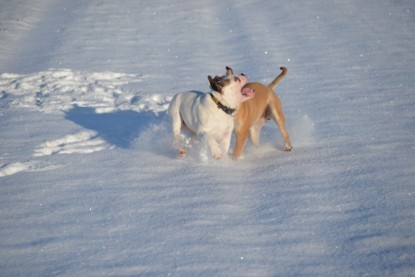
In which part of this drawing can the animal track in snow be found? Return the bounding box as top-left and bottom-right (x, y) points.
(0, 161), (60, 177)
(0, 162), (34, 177)
(33, 131), (113, 157)
(0, 69), (171, 115)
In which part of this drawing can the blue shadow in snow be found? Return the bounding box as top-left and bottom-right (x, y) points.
(64, 105), (162, 148)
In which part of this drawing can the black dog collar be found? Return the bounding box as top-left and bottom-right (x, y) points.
(210, 93), (236, 115)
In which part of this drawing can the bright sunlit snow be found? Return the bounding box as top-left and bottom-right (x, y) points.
(1, 1), (414, 276)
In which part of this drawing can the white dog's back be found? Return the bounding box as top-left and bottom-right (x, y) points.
(169, 91), (230, 137)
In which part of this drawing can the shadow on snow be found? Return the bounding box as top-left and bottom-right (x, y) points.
(65, 105), (162, 148)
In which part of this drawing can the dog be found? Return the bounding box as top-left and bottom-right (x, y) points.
(168, 71), (255, 159)
(220, 66), (292, 160)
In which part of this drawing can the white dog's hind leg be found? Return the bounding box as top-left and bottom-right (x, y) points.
(172, 124), (187, 158)
(168, 97), (186, 157)
(170, 115), (182, 147)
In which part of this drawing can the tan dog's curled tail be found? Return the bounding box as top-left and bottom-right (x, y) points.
(267, 67), (287, 90)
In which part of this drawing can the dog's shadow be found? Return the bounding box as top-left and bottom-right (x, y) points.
(64, 105), (161, 148)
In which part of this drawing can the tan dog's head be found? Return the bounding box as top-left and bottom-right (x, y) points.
(208, 67), (255, 106)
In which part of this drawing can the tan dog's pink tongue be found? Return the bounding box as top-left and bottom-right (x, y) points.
(242, 87), (255, 96)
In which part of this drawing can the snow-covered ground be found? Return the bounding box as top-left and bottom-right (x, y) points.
(1, 0), (414, 276)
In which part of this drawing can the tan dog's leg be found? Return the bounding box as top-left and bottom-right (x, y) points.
(270, 93), (292, 151)
(249, 117), (266, 146)
(233, 128), (249, 160)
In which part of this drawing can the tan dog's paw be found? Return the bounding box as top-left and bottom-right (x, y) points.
(284, 143), (293, 151)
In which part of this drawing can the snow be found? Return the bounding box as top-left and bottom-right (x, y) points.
(1, 0), (414, 276)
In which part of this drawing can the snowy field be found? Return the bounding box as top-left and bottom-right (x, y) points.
(1, 0), (414, 276)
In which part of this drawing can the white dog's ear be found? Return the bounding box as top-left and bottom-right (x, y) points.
(226, 66), (234, 76)
(208, 75), (224, 93)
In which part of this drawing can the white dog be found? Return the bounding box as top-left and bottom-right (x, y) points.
(168, 71), (255, 159)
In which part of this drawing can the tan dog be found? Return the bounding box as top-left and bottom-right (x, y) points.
(224, 66), (292, 160)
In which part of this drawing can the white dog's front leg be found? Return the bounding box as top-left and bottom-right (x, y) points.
(221, 130), (233, 155)
(207, 137), (223, 159)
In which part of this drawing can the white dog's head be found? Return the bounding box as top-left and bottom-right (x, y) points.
(208, 67), (255, 108)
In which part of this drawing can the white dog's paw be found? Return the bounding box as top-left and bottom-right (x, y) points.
(212, 151), (223, 160)
(178, 148), (187, 158)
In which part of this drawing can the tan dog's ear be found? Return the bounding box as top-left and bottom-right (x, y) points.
(208, 75), (224, 93)
(225, 66), (234, 76)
